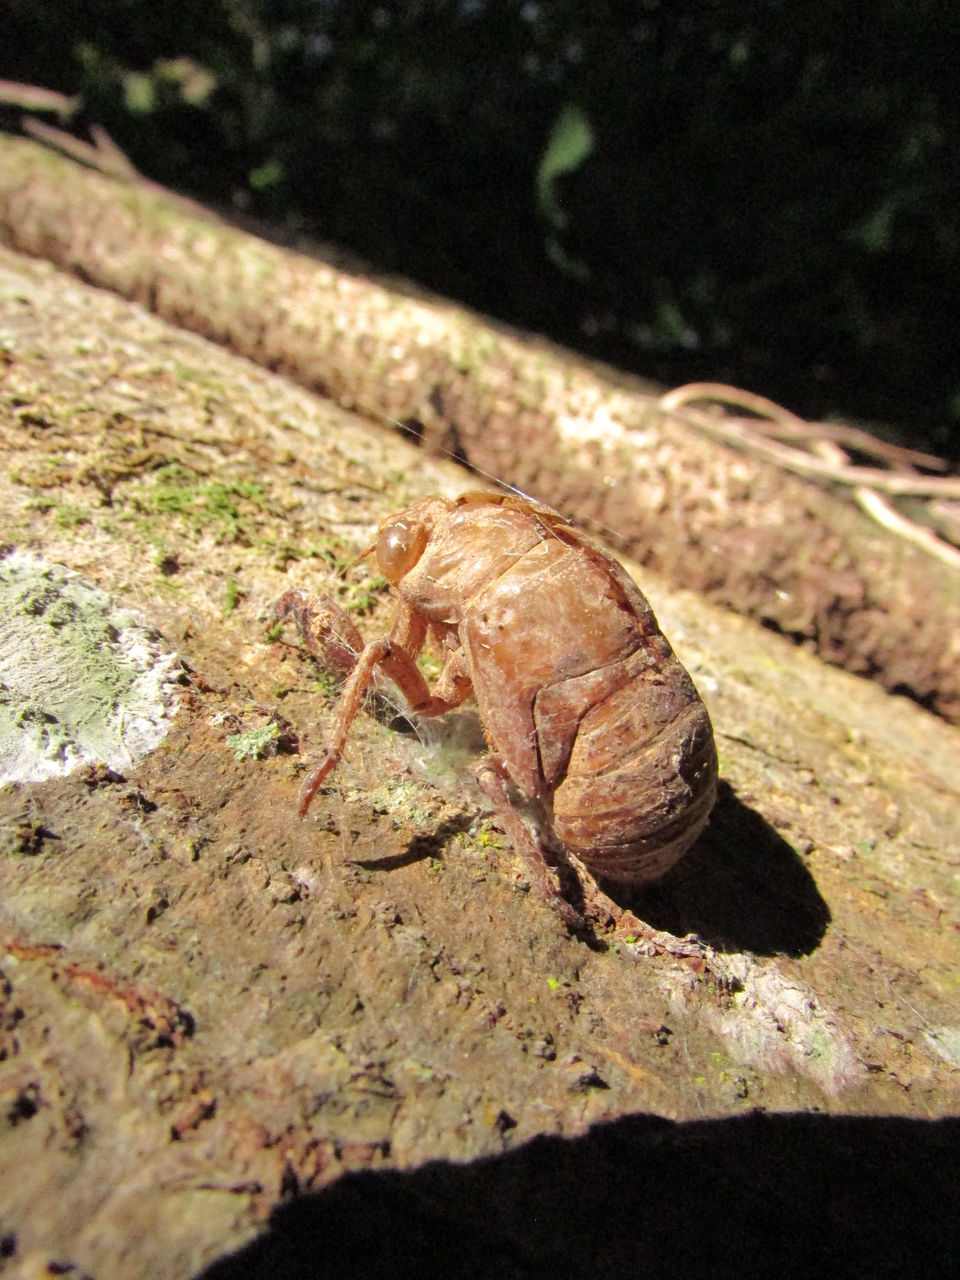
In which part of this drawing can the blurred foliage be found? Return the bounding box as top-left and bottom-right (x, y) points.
(2, 0), (958, 453)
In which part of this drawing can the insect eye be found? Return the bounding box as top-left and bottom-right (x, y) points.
(376, 518), (428, 583)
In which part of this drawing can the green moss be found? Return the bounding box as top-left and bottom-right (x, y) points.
(24, 495), (55, 513)
(130, 462), (270, 543)
(417, 651), (443, 681)
(224, 577), (242, 616)
(171, 362), (227, 394)
(312, 669), (339, 699)
(53, 502), (92, 530)
(475, 822), (506, 850)
(341, 575), (389, 614)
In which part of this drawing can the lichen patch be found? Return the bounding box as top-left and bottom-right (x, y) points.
(0, 550), (181, 783)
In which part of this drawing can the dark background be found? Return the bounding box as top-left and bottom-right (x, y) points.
(3, 0), (958, 456)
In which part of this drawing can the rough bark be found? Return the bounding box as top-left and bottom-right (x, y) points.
(0, 135), (958, 726)
(0, 248), (958, 1273)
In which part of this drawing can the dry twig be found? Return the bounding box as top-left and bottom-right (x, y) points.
(659, 383), (960, 570)
(2, 78), (219, 223)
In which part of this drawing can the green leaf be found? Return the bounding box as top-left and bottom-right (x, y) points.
(536, 103), (594, 232)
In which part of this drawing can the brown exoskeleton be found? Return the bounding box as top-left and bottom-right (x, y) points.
(275, 492), (717, 928)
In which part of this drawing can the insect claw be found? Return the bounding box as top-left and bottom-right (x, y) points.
(297, 750), (340, 816)
(555, 896), (588, 934)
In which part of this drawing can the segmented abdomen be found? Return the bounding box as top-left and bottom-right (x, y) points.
(550, 654), (718, 883)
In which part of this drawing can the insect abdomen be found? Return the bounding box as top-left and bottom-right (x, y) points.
(550, 656), (718, 883)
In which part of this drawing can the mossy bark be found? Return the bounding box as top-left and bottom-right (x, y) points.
(0, 233), (958, 1276)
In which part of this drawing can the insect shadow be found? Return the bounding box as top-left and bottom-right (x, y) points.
(352, 813), (478, 874)
(342, 773), (827, 960)
(613, 780), (830, 959)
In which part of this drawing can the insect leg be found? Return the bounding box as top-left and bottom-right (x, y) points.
(274, 589), (365, 675)
(296, 635), (395, 815)
(475, 756), (585, 931)
(297, 636), (472, 817)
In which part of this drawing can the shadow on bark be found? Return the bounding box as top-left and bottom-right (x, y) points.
(197, 1110), (959, 1280)
(334, 778), (828, 957)
(611, 782), (831, 958)
(353, 814), (478, 873)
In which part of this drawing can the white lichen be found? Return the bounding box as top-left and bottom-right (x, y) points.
(0, 551), (181, 784)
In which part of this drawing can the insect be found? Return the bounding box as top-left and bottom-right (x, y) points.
(275, 492), (717, 928)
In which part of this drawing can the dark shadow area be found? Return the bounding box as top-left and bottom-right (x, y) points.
(354, 814), (476, 873)
(613, 782), (831, 958)
(353, 778), (828, 958)
(197, 1110), (960, 1280)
